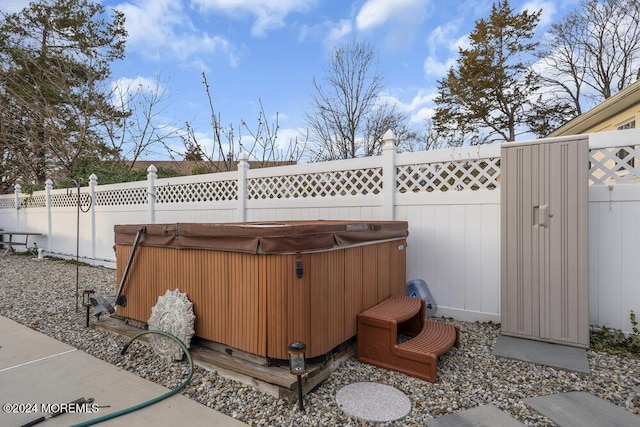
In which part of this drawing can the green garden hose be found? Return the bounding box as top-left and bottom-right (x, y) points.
(71, 330), (194, 427)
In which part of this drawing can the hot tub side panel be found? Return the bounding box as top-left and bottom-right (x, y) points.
(265, 239), (407, 359)
(116, 238), (407, 360)
(115, 246), (179, 325)
(116, 246), (268, 357)
(343, 240), (408, 333)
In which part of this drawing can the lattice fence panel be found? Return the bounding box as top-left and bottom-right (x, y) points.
(19, 195), (46, 208)
(248, 168), (383, 199)
(51, 192), (92, 208)
(0, 198), (15, 209)
(156, 180), (237, 203)
(396, 157), (501, 192)
(589, 146), (640, 185)
(95, 188), (147, 206)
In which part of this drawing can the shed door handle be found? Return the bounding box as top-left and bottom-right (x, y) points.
(534, 204), (550, 227)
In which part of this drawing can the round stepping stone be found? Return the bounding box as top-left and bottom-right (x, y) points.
(336, 382), (411, 422)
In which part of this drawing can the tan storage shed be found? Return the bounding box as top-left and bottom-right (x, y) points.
(501, 138), (589, 348)
(114, 220), (408, 360)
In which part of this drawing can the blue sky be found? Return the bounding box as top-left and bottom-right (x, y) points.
(3, 0), (581, 160)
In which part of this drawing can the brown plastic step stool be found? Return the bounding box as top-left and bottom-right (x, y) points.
(356, 295), (460, 382)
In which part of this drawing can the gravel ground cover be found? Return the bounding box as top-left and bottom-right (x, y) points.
(0, 255), (638, 426)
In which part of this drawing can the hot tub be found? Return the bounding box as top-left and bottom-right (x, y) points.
(114, 220), (408, 360)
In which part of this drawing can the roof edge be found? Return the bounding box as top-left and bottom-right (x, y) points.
(548, 79), (640, 137)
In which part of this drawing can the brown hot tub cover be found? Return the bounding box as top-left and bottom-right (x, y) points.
(114, 220), (408, 254)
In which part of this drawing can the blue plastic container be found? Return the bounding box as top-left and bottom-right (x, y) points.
(406, 279), (438, 317)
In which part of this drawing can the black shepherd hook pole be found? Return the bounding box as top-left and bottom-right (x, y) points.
(67, 179), (92, 312)
(67, 179), (81, 312)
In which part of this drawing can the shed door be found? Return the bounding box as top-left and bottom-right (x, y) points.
(501, 138), (589, 348)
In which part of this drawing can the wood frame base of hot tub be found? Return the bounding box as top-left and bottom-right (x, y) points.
(93, 315), (353, 402)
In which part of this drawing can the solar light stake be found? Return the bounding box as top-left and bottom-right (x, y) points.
(288, 341), (307, 411)
(83, 290), (95, 328)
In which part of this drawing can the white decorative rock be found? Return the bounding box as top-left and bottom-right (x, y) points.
(148, 289), (195, 362)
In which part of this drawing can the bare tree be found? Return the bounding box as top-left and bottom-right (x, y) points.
(306, 41), (408, 161)
(104, 74), (182, 171)
(536, 14), (588, 115)
(173, 72), (306, 174)
(402, 119), (455, 152)
(239, 100), (307, 166)
(539, 0), (640, 115)
(362, 101), (418, 155)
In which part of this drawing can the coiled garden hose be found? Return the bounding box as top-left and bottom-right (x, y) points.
(71, 330), (193, 427)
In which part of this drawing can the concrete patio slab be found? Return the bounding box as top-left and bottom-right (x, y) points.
(0, 315), (246, 427)
(426, 404), (524, 426)
(0, 315), (75, 370)
(525, 391), (640, 427)
(492, 335), (590, 373)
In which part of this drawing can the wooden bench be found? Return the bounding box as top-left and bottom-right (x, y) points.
(357, 295), (460, 382)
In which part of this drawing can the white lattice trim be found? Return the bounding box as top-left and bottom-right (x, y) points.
(50, 192), (92, 208)
(0, 198), (15, 209)
(19, 195), (46, 208)
(396, 157), (500, 193)
(156, 180), (237, 203)
(248, 168), (383, 200)
(95, 187), (147, 206)
(589, 146), (640, 185)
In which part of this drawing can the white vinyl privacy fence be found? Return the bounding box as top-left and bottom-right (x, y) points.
(1, 130), (639, 333)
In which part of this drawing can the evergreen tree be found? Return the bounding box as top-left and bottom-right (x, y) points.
(0, 0), (127, 190)
(433, 0), (574, 144)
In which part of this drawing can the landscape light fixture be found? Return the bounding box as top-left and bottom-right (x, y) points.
(83, 289), (95, 328)
(288, 341), (307, 411)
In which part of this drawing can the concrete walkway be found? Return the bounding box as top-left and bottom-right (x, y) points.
(427, 334), (639, 426)
(525, 391), (640, 427)
(427, 404), (524, 426)
(0, 315), (246, 427)
(426, 392), (640, 426)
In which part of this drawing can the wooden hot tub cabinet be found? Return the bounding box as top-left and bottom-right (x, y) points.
(114, 220), (408, 360)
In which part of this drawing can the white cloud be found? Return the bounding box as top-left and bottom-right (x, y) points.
(405, 90), (437, 111)
(424, 55), (455, 77)
(423, 21), (468, 78)
(274, 126), (307, 151)
(410, 106), (435, 124)
(112, 76), (162, 94)
(188, 59), (212, 73)
(355, 0), (430, 31)
(110, 76), (164, 109)
(115, 0), (235, 66)
(192, 0), (318, 37)
(427, 21), (467, 52)
(298, 19), (353, 53)
(323, 20), (353, 50)
(377, 89), (437, 125)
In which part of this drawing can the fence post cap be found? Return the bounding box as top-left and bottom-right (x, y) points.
(384, 129), (397, 140)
